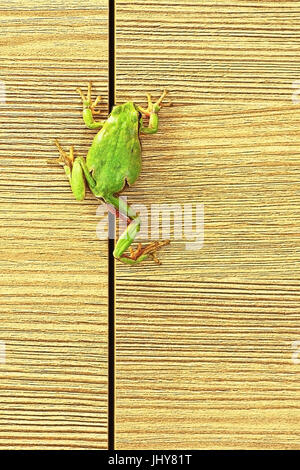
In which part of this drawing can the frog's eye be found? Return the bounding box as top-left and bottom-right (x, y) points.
(112, 105), (121, 115)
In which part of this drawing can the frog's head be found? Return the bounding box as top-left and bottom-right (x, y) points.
(111, 101), (141, 121)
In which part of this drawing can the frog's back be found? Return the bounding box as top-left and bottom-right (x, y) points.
(86, 102), (142, 197)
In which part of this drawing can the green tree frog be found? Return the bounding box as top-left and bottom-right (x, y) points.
(53, 82), (170, 265)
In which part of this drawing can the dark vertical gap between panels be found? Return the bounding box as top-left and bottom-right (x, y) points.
(108, 0), (115, 451)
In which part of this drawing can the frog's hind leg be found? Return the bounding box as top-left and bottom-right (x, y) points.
(106, 194), (170, 265)
(52, 139), (95, 201)
(122, 240), (170, 265)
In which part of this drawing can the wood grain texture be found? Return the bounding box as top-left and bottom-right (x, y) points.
(0, 1), (108, 449)
(115, 1), (300, 449)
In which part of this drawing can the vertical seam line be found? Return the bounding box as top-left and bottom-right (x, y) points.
(108, 0), (115, 451)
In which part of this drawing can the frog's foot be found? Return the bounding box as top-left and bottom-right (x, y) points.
(52, 139), (74, 168)
(127, 240), (170, 264)
(76, 81), (102, 115)
(138, 89), (171, 116)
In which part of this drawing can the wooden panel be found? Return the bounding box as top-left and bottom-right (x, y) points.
(0, 1), (108, 449)
(115, 1), (300, 449)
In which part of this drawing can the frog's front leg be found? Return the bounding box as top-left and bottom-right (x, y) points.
(138, 89), (169, 134)
(53, 139), (96, 201)
(76, 82), (106, 130)
(105, 194), (169, 265)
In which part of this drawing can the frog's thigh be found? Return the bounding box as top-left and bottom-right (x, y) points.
(68, 158), (86, 201)
(113, 217), (141, 259)
(77, 157), (96, 190)
(104, 194), (146, 263)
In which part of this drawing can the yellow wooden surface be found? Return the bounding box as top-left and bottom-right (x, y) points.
(115, 1), (300, 449)
(0, 1), (108, 449)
